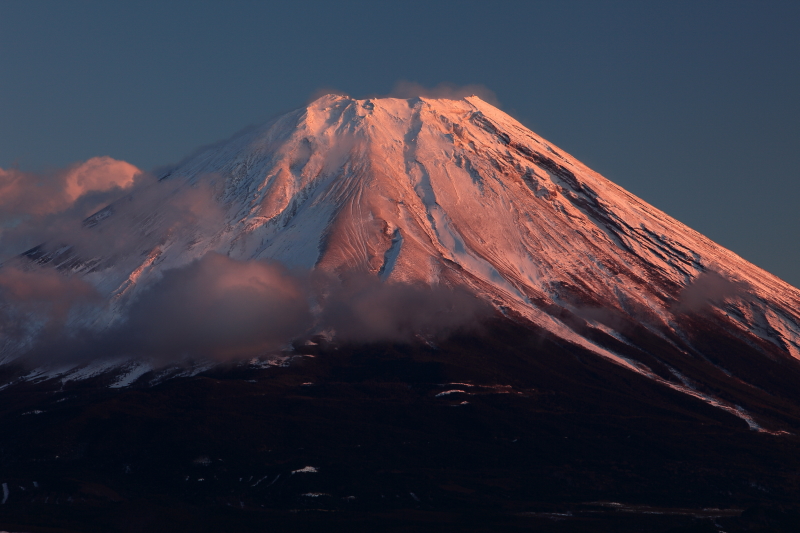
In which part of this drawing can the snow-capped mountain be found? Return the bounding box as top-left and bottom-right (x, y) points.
(4, 94), (800, 431)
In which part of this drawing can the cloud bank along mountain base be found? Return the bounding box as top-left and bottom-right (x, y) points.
(0, 159), (491, 365)
(2, 255), (492, 365)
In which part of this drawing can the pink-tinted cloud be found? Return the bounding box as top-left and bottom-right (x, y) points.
(673, 269), (752, 313)
(0, 156), (141, 217)
(387, 81), (500, 107)
(0, 157), (148, 262)
(82, 256), (489, 361)
(16, 253), (311, 364)
(62, 157), (140, 203)
(0, 264), (101, 353)
(0, 157), (227, 269)
(119, 253), (312, 361)
(0, 265), (99, 322)
(317, 272), (492, 344)
(306, 81), (500, 107)
(6, 251), (493, 365)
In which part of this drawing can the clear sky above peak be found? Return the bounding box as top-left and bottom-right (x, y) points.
(0, 0), (797, 287)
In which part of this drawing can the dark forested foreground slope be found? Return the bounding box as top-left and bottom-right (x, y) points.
(2, 318), (800, 533)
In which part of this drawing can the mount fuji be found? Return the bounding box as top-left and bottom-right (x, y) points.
(3, 95), (800, 532)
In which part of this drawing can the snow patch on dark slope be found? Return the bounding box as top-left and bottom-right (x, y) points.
(2, 94), (800, 432)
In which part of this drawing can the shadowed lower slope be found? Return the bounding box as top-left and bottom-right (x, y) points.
(1, 318), (800, 532)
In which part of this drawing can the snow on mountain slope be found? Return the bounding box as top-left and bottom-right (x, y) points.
(3, 94), (800, 427)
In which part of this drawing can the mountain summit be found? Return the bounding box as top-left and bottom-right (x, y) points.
(4, 94), (800, 431)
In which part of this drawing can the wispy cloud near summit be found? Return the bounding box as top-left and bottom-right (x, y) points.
(386, 81), (500, 106)
(306, 81), (500, 107)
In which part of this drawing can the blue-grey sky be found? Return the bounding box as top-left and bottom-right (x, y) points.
(1, 0), (798, 286)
